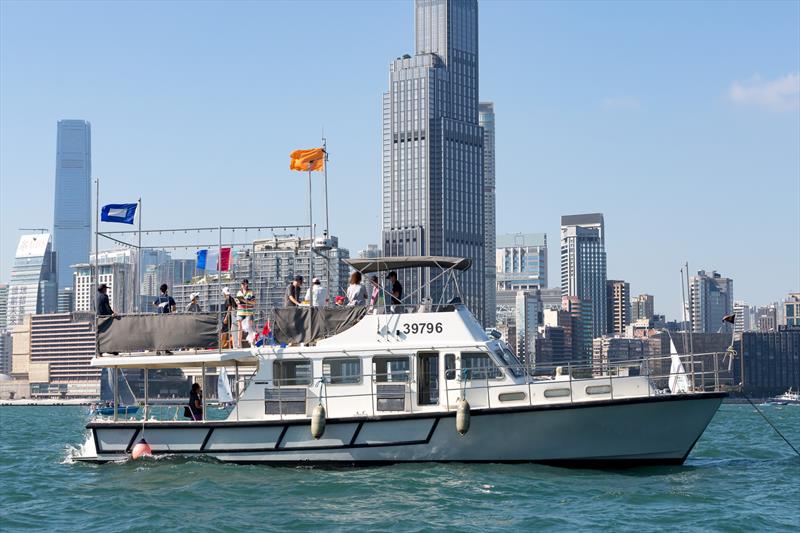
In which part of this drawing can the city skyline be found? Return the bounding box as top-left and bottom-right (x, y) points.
(1, 0), (798, 320)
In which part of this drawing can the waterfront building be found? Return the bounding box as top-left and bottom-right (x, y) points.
(606, 280), (630, 335)
(733, 300), (754, 333)
(735, 327), (800, 396)
(6, 234), (58, 328)
(785, 293), (800, 327)
(53, 120), (92, 307)
(689, 270), (733, 334)
(592, 337), (647, 373)
(631, 294), (654, 321)
(480, 102), (496, 328)
(73, 263), (134, 313)
(0, 331), (11, 375)
(496, 233), (547, 290)
(534, 326), (569, 369)
(357, 244), (383, 259)
(381, 0), (486, 324)
(11, 313), (100, 398)
(560, 213), (607, 339)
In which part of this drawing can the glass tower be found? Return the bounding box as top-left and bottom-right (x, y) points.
(382, 0), (485, 322)
(560, 213), (607, 340)
(53, 120), (92, 301)
(6, 233), (58, 327)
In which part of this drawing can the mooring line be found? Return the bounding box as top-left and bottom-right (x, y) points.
(743, 394), (800, 457)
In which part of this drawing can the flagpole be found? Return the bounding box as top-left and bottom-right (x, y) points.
(93, 178), (99, 315)
(322, 136), (330, 297)
(136, 197), (142, 313)
(308, 167), (314, 282)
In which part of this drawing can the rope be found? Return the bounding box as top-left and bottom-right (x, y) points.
(742, 392), (800, 457)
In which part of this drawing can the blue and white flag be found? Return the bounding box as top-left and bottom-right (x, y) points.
(196, 249), (208, 270)
(100, 203), (137, 224)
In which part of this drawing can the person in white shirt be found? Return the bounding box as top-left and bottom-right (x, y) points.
(304, 277), (328, 307)
(346, 272), (368, 306)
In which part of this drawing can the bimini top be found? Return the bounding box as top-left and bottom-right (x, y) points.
(344, 256), (472, 273)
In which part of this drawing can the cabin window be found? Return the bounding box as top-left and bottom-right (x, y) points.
(544, 388), (571, 398)
(585, 385), (612, 395)
(460, 352), (502, 380)
(373, 356), (410, 382)
(498, 392), (526, 402)
(493, 346), (524, 378)
(323, 358), (362, 385)
(444, 353), (456, 380)
(273, 360), (312, 386)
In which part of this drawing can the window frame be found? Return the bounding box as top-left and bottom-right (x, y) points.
(460, 351), (503, 381)
(272, 360), (312, 387)
(323, 357), (363, 386)
(372, 355), (411, 383)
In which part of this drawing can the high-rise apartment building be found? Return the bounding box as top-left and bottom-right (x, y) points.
(560, 213), (607, 339)
(514, 290), (543, 366)
(733, 300), (753, 333)
(631, 294), (654, 321)
(606, 280), (630, 335)
(754, 305), (778, 332)
(479, 102), (496, 327)
(53, 120), (91, 303)
(496, 233), (547, 290)
(689, 270), (733, 333)
(785, 293), (800, 327)
(382, 0), (486, 323)
(6, 234), (58, 328)
(563, 296), (592, 362)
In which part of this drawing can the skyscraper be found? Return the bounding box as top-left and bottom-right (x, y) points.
(6, 233), (58, 327)
(479, 102), (496, 327)
(382, 0), (485, 322)
(631, 294), (655, 321)
(689, 270), (733, 334)
(53, 120), (91, 303)
(560, 213), (607, 339)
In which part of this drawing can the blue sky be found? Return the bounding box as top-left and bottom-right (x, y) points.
(1, 0), (798, 319)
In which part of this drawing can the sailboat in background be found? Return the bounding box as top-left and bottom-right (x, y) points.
(217, 366), (234, 408)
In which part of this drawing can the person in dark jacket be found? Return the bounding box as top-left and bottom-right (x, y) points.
(96, 284), (115, 316)
(188, 383), (203, 421)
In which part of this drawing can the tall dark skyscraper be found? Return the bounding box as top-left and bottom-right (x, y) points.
(53, 119), (91, 305)
(561, 213), (607, 340)
(382, 0), (485, 322)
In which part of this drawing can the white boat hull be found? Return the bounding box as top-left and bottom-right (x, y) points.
(79, 393), (725, 466)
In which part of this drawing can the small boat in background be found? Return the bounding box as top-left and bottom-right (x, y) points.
(92, 404), (140, 416)
(768, 388), (799, 406)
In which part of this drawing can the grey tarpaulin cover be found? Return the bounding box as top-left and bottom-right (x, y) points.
(97, 314), (218, 353)
(272, 307), (367, 345)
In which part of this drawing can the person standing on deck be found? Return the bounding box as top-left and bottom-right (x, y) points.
(96, 283), (116, 317)
(386, 271), (403, 310)
(284, 275), (304, 307)
(153, 284), (176, 313)
(346, 272), (368, 306)
(220, 287), (237, 349)
(185, 292), (201, 313)
(304, 277), (328, 307)
(236, 279), (256, 347)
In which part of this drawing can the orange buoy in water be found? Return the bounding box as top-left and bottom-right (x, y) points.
(131, 437), (152, 459)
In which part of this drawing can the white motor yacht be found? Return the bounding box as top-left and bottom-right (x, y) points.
(768, 388), (800, 405)
(74, 257), (729, 466)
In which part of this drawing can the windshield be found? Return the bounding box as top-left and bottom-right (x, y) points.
(494, 344), (524, 378)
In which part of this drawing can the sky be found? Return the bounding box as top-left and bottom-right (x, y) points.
(1, 0), (798, 320)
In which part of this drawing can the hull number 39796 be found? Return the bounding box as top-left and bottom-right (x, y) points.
(400, 322), (443, 334)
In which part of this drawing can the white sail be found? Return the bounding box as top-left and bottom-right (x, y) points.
(668, 335), (690, 394)
(217, 366), (234, 403)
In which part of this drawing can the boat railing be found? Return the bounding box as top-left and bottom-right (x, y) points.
(95, 351), (733, 424)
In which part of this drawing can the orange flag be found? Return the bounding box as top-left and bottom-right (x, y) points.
(289, 148), (325, 172)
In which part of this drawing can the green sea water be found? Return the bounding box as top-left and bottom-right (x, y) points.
(0, 404), (798, 532)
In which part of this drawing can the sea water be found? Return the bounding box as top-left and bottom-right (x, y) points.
(0, 404), (797, 532)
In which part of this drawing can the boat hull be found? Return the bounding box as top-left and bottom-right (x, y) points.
(79, 393), (725, 466)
